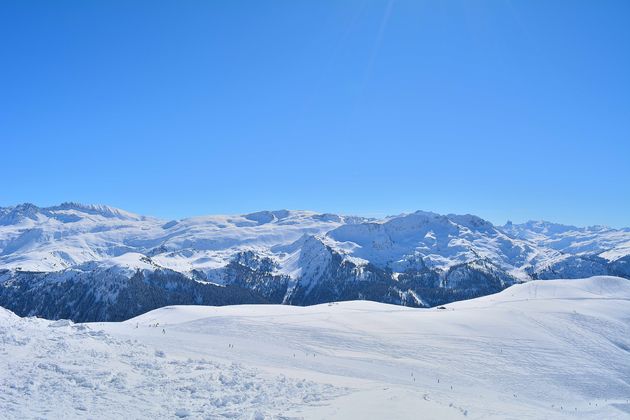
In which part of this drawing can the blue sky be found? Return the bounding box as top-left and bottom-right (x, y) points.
(1, 1), (629, 227)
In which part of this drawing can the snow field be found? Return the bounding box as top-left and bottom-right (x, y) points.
(1, 276), (629, 419)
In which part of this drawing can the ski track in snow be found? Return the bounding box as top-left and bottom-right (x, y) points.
(1, 276), (630, 419)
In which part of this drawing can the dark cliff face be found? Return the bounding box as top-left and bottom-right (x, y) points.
(222, 251), (290, 303)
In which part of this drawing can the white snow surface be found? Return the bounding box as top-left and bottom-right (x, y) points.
(1, 276), (629, 419)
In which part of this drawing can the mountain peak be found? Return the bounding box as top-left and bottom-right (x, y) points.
(0, 203), (44, 225)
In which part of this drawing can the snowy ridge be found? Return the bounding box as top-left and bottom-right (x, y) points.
(0, 204), (350, 272)
(1, 276), (629, 418)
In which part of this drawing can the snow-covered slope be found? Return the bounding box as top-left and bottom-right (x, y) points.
(1, 276), (629, 419)
(324, 211), (558, 280)
(0, 203), (351, 272)
(1, 203), (629, 321)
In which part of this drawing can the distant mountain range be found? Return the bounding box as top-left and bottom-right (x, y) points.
(1, 202), (629, 321)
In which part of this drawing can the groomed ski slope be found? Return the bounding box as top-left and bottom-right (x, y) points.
(1, 276), (629, 419)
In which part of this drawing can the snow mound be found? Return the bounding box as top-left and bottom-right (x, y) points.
(48, 319), (73, 328)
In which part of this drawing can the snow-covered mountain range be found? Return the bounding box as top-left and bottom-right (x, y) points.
(1, 202), (629, 321)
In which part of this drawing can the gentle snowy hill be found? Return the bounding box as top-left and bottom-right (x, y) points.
(1, 203), (629, 321)
(1, 276), (629, 418)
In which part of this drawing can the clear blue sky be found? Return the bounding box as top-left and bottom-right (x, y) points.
(1, 1), (629, 227)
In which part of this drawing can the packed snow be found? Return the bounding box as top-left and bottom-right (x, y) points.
(1, 276), (629, 419)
